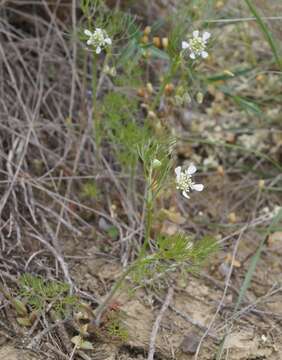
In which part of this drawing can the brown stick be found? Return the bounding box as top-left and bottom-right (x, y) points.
(147, 287), (174, 360)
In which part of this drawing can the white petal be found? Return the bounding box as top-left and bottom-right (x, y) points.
(175, 166), (182, 181)
(182, 41), (189, 49)
(192, 183), (204, 192)
(189, 52), (196, 59)
(187, 164), (197, 175)
(84, 29), (92, 36)
(202, 31), (211, 41)
(96, 46), (101, 54)
(86, 39), (92, 45)
(193, 30), (199, 38)
(201, 51), (208, 58)
(182, 191), (190, 199)
(105, 37), (112, 45)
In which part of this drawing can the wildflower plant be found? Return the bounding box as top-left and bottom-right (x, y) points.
(77, 0), (217, 327)
(92, 136), (216, 325)
(137, 137), (175, 254)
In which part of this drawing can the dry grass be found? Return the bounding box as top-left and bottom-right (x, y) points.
(0, 1), (281, 359)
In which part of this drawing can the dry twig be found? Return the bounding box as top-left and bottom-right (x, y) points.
(147, 287), (174, 360)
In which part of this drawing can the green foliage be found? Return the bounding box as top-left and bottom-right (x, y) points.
(81, 0), (108, 20)
(102, 91), (149, 169)
(11, 298), (28, 316)
(106, 225), (119, 240)
(19, 274), (77, 317)
(77, 0), (219, 326)
(156, 233), (194, 262)
(167, 21), (187, 59)
(106, 11), (140, 44)
(81, 181), (99, 199)
(244, 0), (282, 70)
(106, 315), (129, 342)
(189, 235), (219, 266)
(138, 136), (176, 198)
(132, 233), (218, 285)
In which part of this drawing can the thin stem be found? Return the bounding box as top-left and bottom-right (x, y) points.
(94, 262), (136, 325)
(92, 51), (111, 153)
(147, 287), (174, 360)
(127, 161), (137, 208)
(143, 197), (153, 253)
(69, 342), (78, 360)
(141, 167), (154, 256)
(92, 54), (99, 148)
(152, 58), (180, 110)
(94, 163), (156, 325)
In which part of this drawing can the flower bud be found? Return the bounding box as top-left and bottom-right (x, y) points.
(174, 95), (183, 106)
(148, 110), (157, 119)
(137, 87), (147, 98)
(182, 92), (192, 104)
(153, 37), (161, 48)
(144, 26), (151, 35)
(217, 165), (225, 176)
(141, 35), (149, 44)
(146, 82), (154, 94)
(223, 69), (235, 77)
(228, 212), (237, 224)
(152, 159), (162, 168)
(258, 179), (265, 189)
(162, 37), (169, 49)
(196, 92), (204, 104)
(164, 83), (174, 96)
(143, 50), (151, 59)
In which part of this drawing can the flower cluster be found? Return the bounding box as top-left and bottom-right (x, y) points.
(175, 164), (204, 199)
(84, 28), (112, 54)
(182, 30), (211, 59)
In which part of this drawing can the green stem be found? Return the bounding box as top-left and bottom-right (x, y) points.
(140, 167), (154, 257)
(94, 261), (137, 325)
(94, 164), (156, 325)
(92, 54), (99, 148)
(127, 161), (136, 207)
(143, 197), (153, 253)
(93, 52), (111, 152)
(152, 58), (180, 110)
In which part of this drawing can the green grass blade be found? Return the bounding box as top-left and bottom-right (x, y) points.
(215, 335), (227, 360)
(233, 237), (265, 312)
(234, 208), (282, 312)
(244, 0), (282, 70)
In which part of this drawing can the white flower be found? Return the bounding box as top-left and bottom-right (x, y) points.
(175, 164), (204, 199)
(182, 30), (210, 60)
(84, 28), (112, 54)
